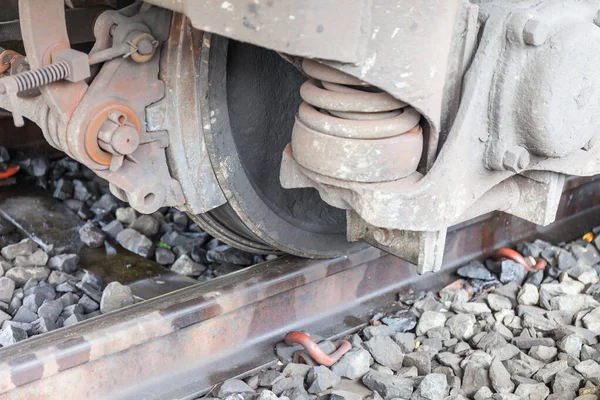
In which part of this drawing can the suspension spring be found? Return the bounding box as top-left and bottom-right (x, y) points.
(11, 61), (70, 92)
(291, 59), (424, 183)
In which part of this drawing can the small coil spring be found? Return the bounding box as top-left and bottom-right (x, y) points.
(12, 61), (70, 92)
(291, 59), (424, 183)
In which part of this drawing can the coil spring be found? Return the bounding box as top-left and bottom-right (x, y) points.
(291, 59), (424, 183)
(12, 61), (70, 92)
(298, 59), (422, 140)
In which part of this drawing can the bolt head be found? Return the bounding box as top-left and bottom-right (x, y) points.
(523, 19), (548, 46)
(503, 147), (530, 173)
(111, 126), (139, 155)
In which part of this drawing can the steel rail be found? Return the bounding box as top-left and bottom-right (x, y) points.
(0, 176), (600, 399)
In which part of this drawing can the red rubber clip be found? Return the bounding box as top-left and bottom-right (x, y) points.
(494, 247), (546, 272)
(0, 164), (19, 180)
(284, 331), (352, 367)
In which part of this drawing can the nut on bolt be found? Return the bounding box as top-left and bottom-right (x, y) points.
(523, 19), (548, 46)
(503, 147), (530, 173)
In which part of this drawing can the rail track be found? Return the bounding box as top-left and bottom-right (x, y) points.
(0, 175), (598, 399)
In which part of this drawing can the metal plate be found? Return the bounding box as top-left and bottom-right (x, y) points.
(200, 33), (365, 258)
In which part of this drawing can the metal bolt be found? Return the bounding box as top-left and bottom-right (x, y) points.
(523, 19), (548, 46)
(372, 228), (392, 246)
(97, 111), (140, 171)
(503, 147), (530, 172)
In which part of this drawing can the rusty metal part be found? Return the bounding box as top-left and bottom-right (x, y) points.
(0, 49), (20, 74)
(583, 232), (594, 243)
(85, 103), (141, 167)
(291, 59), (423, 183)
(284, 331), (351, 367)
(1, 175), (599, 398)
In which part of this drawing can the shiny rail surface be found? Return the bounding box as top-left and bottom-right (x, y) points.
(1, 176), (600, 399)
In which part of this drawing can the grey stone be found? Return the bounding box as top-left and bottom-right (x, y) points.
(549, 294), (599, 314)
(257, 370), (283, 387)
(79, 222), (106, 248)
(155, 248), (175, 265)
(539, 281), (585, 310)
(331, 391), (363, 400)
(494, 282), (521, 302)
(383, 310), (417, 333)
(522, 313), (559, 332)
(80, 270), (103, 291)
(452, 301), (492, 315)
(446, 313), (476, 340)
(474, 387), (493, 400)
(411, 373), (447, 400)
(101, 220), (124, 239)
(0, 310), (11, 325)
(116, 207), (137, 225)
(488, 293), (513, 311)
(557, 335), (583, 358)
(116, 229), (154, 258)
(280, 386), (311, 400)
(5, 266), (50, 286)
(48, 271), (74, 286)
(130, 215), (161, 237)
(533, 360), (568, 383)
(0, 325), (27, 346)
(13, 249), (48, 268)
(574, 360), (600, 379)
(397, 366), (419, 378)
(59, 293), (79, 308)
(0, 277), (15, 303)
(25, 282), (55, 301)
(363, 325), (396, 339)
(271, 375), (304, 396)
(63, 313), (85, 326)
(458, 261), (495, 280)
(78, 294), (99, 313)
(518, 284), (540, 306)
(362, 370), (414, 400)
(100, 282), (134, 313)
(364, 336), (405, 371)
(282, 363), (312, 380)
(558, 251), (578, 270)
(38, 299), (63, 323)
(47, 254), (79, 274)
(171, 255), (207, 277)
(403, 352), (432, 376)
(462, 363), (491, 397)
(513, 337), (556, 350)
(13, 305), (37, 323)
(207, 245), (254, 266)
(475, 332), (507, 352)
(582, 307), (600, 334)
(552, 370), (582, 394)
(427, 327), (450, 340)
(393, 333), (416, 353)
(496, 260), (528, 284)
(489, 344), (521, 361)
(90, 193), (119, 217)
(1, 239), (37, 260)
(515, 383), (550, 400)
(557, 353), (580, 368)
(505, 352), (545, 377)
(416, 311), (447, 336)
(8, 297), (20, 315)
(56, 282), (75, 293)
(490, 357), (515, 393)
(306, 366), (340, 394)
(23, 293), (44, 313)
(331, 348), (372, 379)
(31, 316), (56, 334)
(529, 346), (558, 363)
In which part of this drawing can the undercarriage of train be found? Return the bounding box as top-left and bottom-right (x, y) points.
(1, 0), (599, 273)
